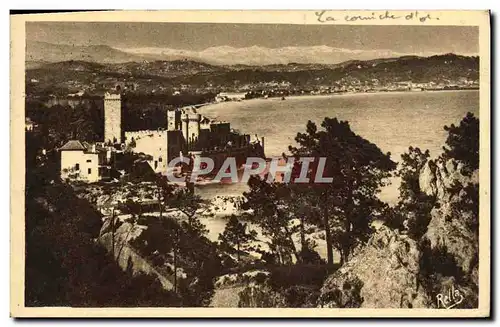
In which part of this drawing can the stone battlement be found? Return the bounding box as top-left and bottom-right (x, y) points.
(125, 130), (168, 141)
(104, 92), (121, 100)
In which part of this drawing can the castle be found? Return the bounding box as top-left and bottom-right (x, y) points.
(60, 90), (265, 183)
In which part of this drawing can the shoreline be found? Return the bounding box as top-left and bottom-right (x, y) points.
(197, 88), (479, 112)
(191, 88), (479, 204)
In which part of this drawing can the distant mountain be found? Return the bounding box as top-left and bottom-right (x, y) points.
(116, 45), (455, 66)
(26, 41), (146, 64)
(27, 41), (477, 66)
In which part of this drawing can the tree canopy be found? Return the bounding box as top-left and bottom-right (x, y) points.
(442, 111), (479, 174)
(288, 117), (396, 264)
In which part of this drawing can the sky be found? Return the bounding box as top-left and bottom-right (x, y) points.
(26, 22), (479, 65)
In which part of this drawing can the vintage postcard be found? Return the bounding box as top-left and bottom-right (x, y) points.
(10, 10), (490, 318)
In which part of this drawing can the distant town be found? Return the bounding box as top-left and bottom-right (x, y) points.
(26, 53), (479, 101)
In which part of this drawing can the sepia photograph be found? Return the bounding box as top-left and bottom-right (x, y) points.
(10, 10), (490, 317)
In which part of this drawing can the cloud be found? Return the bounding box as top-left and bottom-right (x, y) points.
(116, 45), (470, 65)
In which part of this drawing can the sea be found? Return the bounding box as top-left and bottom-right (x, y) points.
(193, 90), (480, 247)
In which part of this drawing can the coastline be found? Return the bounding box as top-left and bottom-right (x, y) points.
(197, 88), (479, 112)
(192, 88), (479, 204)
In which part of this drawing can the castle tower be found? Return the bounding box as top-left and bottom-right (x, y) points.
(167, 110), (177, 131)
(188, 113), (201, 144)
(104, 92), (121, 144)
(181, 113), (189, 145)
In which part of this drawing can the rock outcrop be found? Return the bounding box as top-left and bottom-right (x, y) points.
(319, 226), (429, 308)
(98, 220), (175, 290)
(419, 158), (478, 201)
(419, 158), (479, 273)
(319, 157), (479, 308)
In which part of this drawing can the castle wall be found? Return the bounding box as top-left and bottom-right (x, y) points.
(125, 130), (169, 174)
(199, 143), (265, 179)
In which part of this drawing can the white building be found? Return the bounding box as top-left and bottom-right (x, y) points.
(60, 140), (106, 183)
(215, 92), (247, 102)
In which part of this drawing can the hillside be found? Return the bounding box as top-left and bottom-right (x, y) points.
(26, 41), (146, 64)
(26, 53), (479, 95)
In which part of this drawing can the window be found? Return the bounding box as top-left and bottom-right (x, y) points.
(75, 163), (80, 170)
(159, 157), (163, 162)
(86, 159), (92, 163)
(88, 168), (92, 174)
(154, 161), (158, 169)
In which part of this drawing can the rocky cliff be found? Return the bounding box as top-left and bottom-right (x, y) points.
(98, 220), (175, 291)
(319, 226), (429, 308)
(319, 158), (479, 308)
(419, 158), (479, 273)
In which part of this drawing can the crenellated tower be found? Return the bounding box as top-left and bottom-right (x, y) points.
(104, 92), (122, 144)
(188, 113), (201, 144)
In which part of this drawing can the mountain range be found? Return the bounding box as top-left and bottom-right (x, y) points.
(26, 40), (477, 66)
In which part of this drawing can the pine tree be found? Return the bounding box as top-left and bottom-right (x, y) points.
(218, 215), (257, 262)
(442, 112), (479, 174)
(289, 118), (396, 265)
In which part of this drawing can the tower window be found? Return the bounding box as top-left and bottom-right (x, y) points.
(86, 159), (92, 163)
(88, 168), (92, 174)
(75, 163), (80, 170)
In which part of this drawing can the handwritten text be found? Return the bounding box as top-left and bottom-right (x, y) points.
(315, 11), (440, 23)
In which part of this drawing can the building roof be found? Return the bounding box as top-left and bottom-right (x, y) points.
(60, 140), (109, 153)
(59, 140), (87, 151)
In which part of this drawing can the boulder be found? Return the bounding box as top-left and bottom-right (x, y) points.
(419, 159), (478, 200)
(318, 226), (429, 308)
(424, 203), (478, 273)
(420, 158), (479, 273)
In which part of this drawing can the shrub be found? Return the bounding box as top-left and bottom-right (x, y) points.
(318, 276), (364, 308)
(442, 112), (479, 174)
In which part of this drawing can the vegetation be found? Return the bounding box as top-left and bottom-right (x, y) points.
(130, 215), (222, 307)
(168, 182), (212, 234)
(25, 140), (179, 306)
(237, 264), (335, 308)
(442, 112), (480, 174)
(417, 239), (478, 308)
(218, 215), (257, 262)
(289, 118), (396, 265)
(241, 178), (300, 264)
(318, 277), (364, 308)
(26, 100), (104, 148)
(386, 146), (435, 239)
